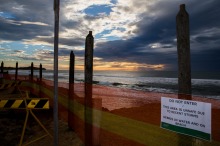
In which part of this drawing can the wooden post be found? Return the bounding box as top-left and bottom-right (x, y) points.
(84, 31), (94, 146)
(30, 62), (34, 81)
(15, 62), (18, 81)
(1, 61), (3, 73)
(69, 51), (75, 85)
(0, 61), (3, 83)
(39, 63), (43, 99)
(176, 4), (194, 146)
(39, 63), (42, 81)
(68, 51), (75, 130)
(176, 4), (191, 100)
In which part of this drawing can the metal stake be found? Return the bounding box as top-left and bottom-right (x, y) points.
(53, 0), (60, 145)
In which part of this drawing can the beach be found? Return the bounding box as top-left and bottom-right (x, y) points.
(1, 79), (220, 145)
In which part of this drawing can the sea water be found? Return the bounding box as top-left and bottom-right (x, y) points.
(8, 70), (220, 99)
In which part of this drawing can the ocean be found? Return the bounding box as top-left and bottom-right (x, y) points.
(8, 70), (220, 99)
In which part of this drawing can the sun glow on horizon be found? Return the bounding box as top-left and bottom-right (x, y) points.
(57, 61), (165, 71)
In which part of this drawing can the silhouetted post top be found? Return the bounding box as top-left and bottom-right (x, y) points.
(1, 61), (3, 73)
(180, 4), (185, 10)
(178, 4), (188, 16)
(87, 31), (93, 37)
(70, 50), (74, 56)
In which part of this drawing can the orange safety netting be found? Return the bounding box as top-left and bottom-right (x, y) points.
(2, 74), (220, 146)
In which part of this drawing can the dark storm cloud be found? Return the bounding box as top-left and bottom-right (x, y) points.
(0, 0), (84, 47)
(0, 0), (53, 23)
(191, 48), (220, 71)
(0, 0), (53, 41)
(36, 37), (85, 47)
(59, 47), (84, 57)
(94, 0), (220, 71)
(0, 18), (52, 41)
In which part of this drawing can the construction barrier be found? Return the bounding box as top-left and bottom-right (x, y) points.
(0, 84), (52, 146)
(0, 98), (49, 109)
(0, 81), (22, 89)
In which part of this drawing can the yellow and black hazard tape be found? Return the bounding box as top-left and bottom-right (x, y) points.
(0, 98), (49, 109)
(0, 81), (22, 90)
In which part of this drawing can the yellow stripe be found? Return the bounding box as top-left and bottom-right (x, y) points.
(27, 99), (40, 109)
(0, 84), (6, 89)
(43, 101), (49, 109)
(18, 81), (220, 146)
(0, 81), (23, 89)
(11, 100), (23, 108)
(0, 100), (7, 108)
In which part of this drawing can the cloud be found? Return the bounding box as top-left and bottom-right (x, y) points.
(191, 48), (220, 71)
(0, 0), (220, 71)
(0, 0), (53, 44)
(94, 0), (220, 71)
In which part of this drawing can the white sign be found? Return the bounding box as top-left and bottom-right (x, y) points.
(161, 97), (211, 141)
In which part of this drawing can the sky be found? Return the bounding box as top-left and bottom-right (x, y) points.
(0, 0), (220, 71)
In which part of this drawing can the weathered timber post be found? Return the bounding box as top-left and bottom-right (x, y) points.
(68, 51), (75, 130)
(176, 4), (194, 146)
(39, 64), (42, 81)
(1, 61), (3, 73)
(15, 62), (18, 81)
(176, 4), (191, 100)
(0, 61), (3, 83)
(30, 62), (34, 81)
(84, 31), (94, 146)
(38, 63), (43, 98)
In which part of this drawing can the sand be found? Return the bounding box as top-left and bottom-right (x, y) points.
(0, 109), (83, 146)
(1, 83), (220, 145)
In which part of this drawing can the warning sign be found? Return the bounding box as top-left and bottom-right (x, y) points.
(161, 97), (211, 141)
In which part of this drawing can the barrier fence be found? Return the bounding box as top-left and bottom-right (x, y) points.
(1, 4), (220, 146)
(1, 74), (220, 146)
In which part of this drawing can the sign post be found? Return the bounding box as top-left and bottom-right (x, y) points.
(53, 0), (60, 146)
(161, 97), (211, 141)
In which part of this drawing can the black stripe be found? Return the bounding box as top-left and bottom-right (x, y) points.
(4, 84), (10, 88)
(4, 100), (15, 108)
(11, 82), (16, 87)
(18, 101), (26, 108)
(35, 100), (48, 108)
(26, 99), (31, 105)
(17, 81), (22, 85)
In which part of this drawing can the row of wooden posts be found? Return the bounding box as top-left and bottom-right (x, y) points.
(1, 4), (192, 146)
(0, 61), (43, 81)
